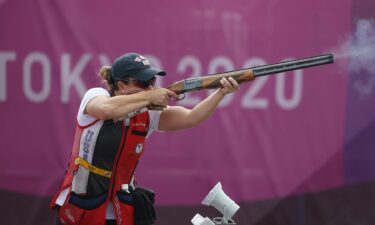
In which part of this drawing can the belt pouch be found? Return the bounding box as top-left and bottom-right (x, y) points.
(132, 187), (156, 225)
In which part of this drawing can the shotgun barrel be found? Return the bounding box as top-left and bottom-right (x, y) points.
(253, 53), (334, 77)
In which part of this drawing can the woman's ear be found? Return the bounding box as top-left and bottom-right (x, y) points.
(117, 81), (126, 90)
(119, 81), (134, 94)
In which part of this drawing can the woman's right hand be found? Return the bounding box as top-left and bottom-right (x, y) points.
(146, 88), (177, 108)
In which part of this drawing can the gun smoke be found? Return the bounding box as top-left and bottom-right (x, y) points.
(334, 19), (375, 75)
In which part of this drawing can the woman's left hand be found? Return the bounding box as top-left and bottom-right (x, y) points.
(219, 77), (239, 95)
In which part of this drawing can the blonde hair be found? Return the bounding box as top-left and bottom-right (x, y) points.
(99, 66), (117, 91)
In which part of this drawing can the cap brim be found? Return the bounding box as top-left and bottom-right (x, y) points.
(133, 67), (166, 81)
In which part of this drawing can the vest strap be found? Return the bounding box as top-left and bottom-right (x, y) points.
(75, 157), (112, 178)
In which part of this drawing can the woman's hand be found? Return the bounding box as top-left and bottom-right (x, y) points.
(218, 77), (239, 95)
(146, 88), (177, 108)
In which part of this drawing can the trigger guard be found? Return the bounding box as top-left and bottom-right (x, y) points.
(176, 93), (185, 101)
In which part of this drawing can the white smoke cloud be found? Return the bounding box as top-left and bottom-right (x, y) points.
(335, 19), (375, 75)
(333, 19), (375, 99)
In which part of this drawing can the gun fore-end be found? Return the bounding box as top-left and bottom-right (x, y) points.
(202, 70), (255, 89)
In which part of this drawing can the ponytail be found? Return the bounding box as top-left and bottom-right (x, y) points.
(99, 66), (117, 91)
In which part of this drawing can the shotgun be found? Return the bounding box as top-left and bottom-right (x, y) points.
(149, 53), (334, 109)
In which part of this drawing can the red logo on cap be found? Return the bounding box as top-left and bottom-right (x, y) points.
(134, 55), (150, 66)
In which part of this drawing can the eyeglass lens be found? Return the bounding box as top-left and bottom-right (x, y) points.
(124, 77), (156, 88)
